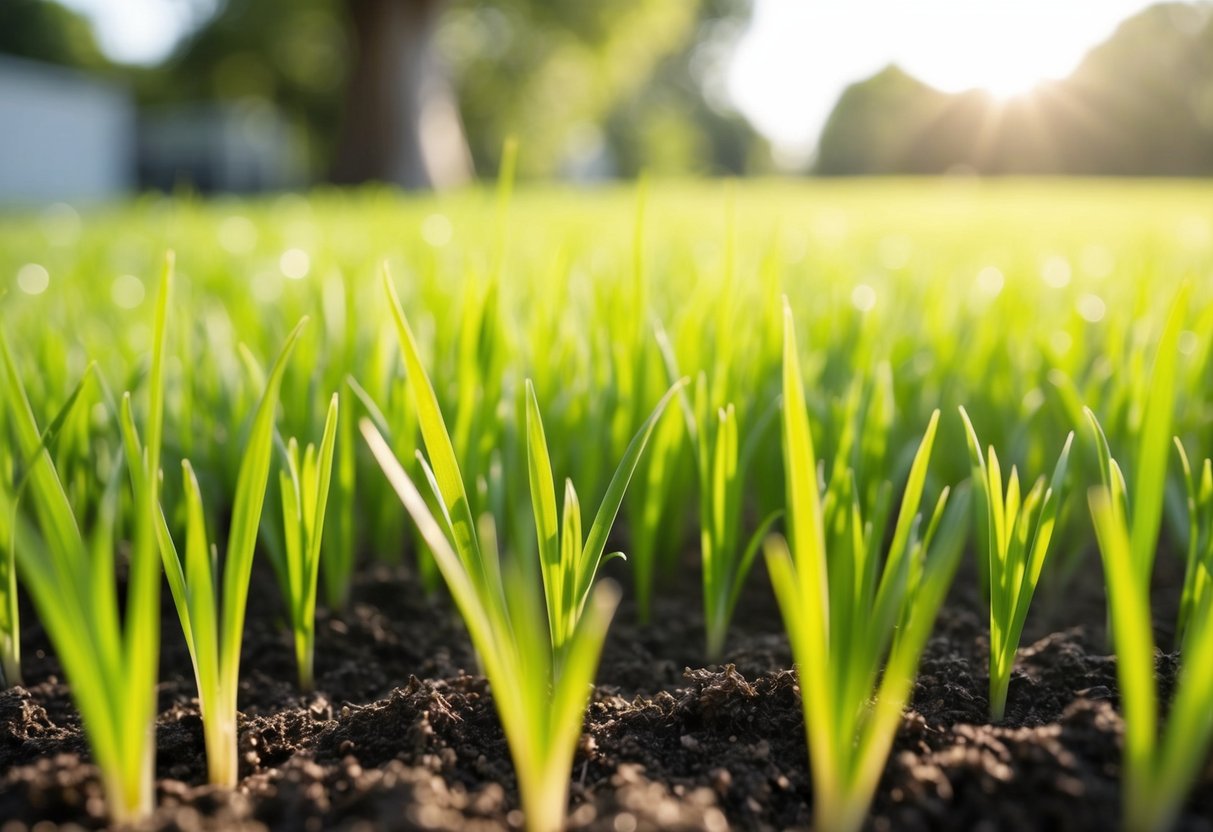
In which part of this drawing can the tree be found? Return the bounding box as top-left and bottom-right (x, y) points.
(814, 2), (1213, 177)
(0, 0), (109, 71)
(158, 0), (751, 187)
(603, 0), (770, 177)
(332, 0), (470, 188)
(433, 0), (702, 178)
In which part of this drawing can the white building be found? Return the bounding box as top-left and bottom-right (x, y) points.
(139, 100), (306, 194)
(0, 56), (135, 205)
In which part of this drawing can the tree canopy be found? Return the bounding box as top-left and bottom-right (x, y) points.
(816, 2), (1213, 176)
(0, 0), (110, 72)
(150, 0), (765, 180)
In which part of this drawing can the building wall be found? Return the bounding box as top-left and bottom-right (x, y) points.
(0, 57), (135, 205)
(140, 100), (306, 194)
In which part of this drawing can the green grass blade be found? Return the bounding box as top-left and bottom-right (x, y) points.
(558, 479), (582, 651)
(525, 380), (562, 647)
(303, 393), (340, 618)
(1089, 488), (1157, 827)
(218, 318), (307, 713)
(1005, 433), (1074, 657)
(776, 298), (838, 802)
(1154, 596), (1213, 832)
(853, 488), (968, 814)
(725, 508), (783, 625)
(181, 460), (219, 712)
(11, 362), (96, 494)
(360, 419), (500, 676)
(1130, 286), (1189, 585)
(577, 378), (686, 614)
(381, 265), (488, 591)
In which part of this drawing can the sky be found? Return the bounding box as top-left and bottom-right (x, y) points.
(61, 0), (1162, 164)
(56, 0), (210, 64)
(728, 0), (1163, 165)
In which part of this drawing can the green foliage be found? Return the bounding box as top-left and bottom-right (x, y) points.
(445, 0), (704, 175)
(1084, 285), (1189, 591)
(0, 0), (110, 71)
(367, 268), (679, 831)
(1174, 440), (1213, 647)
(1090, 490), (1213, 832)
(670, 372), (779, 659)
(960, 408), (1073, 719)
(0, 256), (171, 823)
(126, 320), (308, 787)
(816, 4), (1213, 175)
(526, 378), (684, 657)
(0, 359), (103, 688)
(0, 478), (14, 689)
(1083, 283), (1205, 831)
(764, 301), (970, 832)
(147, 0), (761, 179)
(322, 391), (357, 610)
(0, 182), (1211, 826)
(271, 393), (340, 692)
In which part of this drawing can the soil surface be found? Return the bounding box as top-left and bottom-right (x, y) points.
(2, 546), (1212, 831)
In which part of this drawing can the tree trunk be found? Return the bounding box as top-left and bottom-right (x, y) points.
(333, 0), (472, 189)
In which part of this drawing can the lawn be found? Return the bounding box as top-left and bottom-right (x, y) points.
(1, 178), (1211, 831)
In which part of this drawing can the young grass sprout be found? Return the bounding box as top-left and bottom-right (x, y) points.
(0, 256), (172, 823)
(675, 373), (779, 660)
(764, 301), (970, 832)
(1173, 439), (1212, 649)
(1090, 489), (1213, 832)
(1085, 286), (1189, 595)
(126, 319), (308, 787)
(1, 359), (100, 688)
(1083, 285), (1207, 832)
(363, 267), (682, 831)
(960, 407), (1074, 719)
(0, 473), (15, 688)
(270, 394), (340, 692)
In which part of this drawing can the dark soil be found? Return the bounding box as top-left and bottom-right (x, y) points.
(2, 547), (1212, 831)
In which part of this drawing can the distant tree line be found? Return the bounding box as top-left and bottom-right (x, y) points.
(1, 0), (768, 187)
(816, 2), (1213, 176)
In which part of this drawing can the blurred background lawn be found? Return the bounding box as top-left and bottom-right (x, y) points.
(1, 0), (1212, 202)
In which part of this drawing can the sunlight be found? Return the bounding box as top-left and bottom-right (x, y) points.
(728, 0), (1160, 162)
(946, 58), (1059, 100)
(908, 16), (1080, 100)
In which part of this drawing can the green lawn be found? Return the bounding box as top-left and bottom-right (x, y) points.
(2, 179), (1211, 830)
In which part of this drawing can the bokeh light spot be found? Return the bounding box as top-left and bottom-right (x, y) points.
(421, 213), (453, 248)
(16, 263), (50, 295)
(111, 274), (146, 309)
(280, 248), (311, 280)
(851, 283), (877, 312)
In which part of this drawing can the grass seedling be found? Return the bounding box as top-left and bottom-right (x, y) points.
(321, 392), (357, 611)
(0, 475), (15, 688)
(1090, 489), (1213, 832)
(960, 407), (1074, 719)
(0, 258), (171, 823)
(1174, 439), (1212, 647)
(671, 372), (779, 660)
(1085, 286), (1188, 595)
(655, 323), (781, 659)
(271, 393), (339, 692)
(693, 392), (780, 660)
(0, 360), (99, 688)
(622, 393), (686, 624)
(363, 267), (681, 831)
(764, 301), (969, 832)
(124, 319), (308, 787)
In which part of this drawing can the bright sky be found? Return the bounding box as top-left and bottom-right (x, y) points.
(57, 0), (206, 64)
(62, 0), (1161, 165)
(729, 0), (1162, 165)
